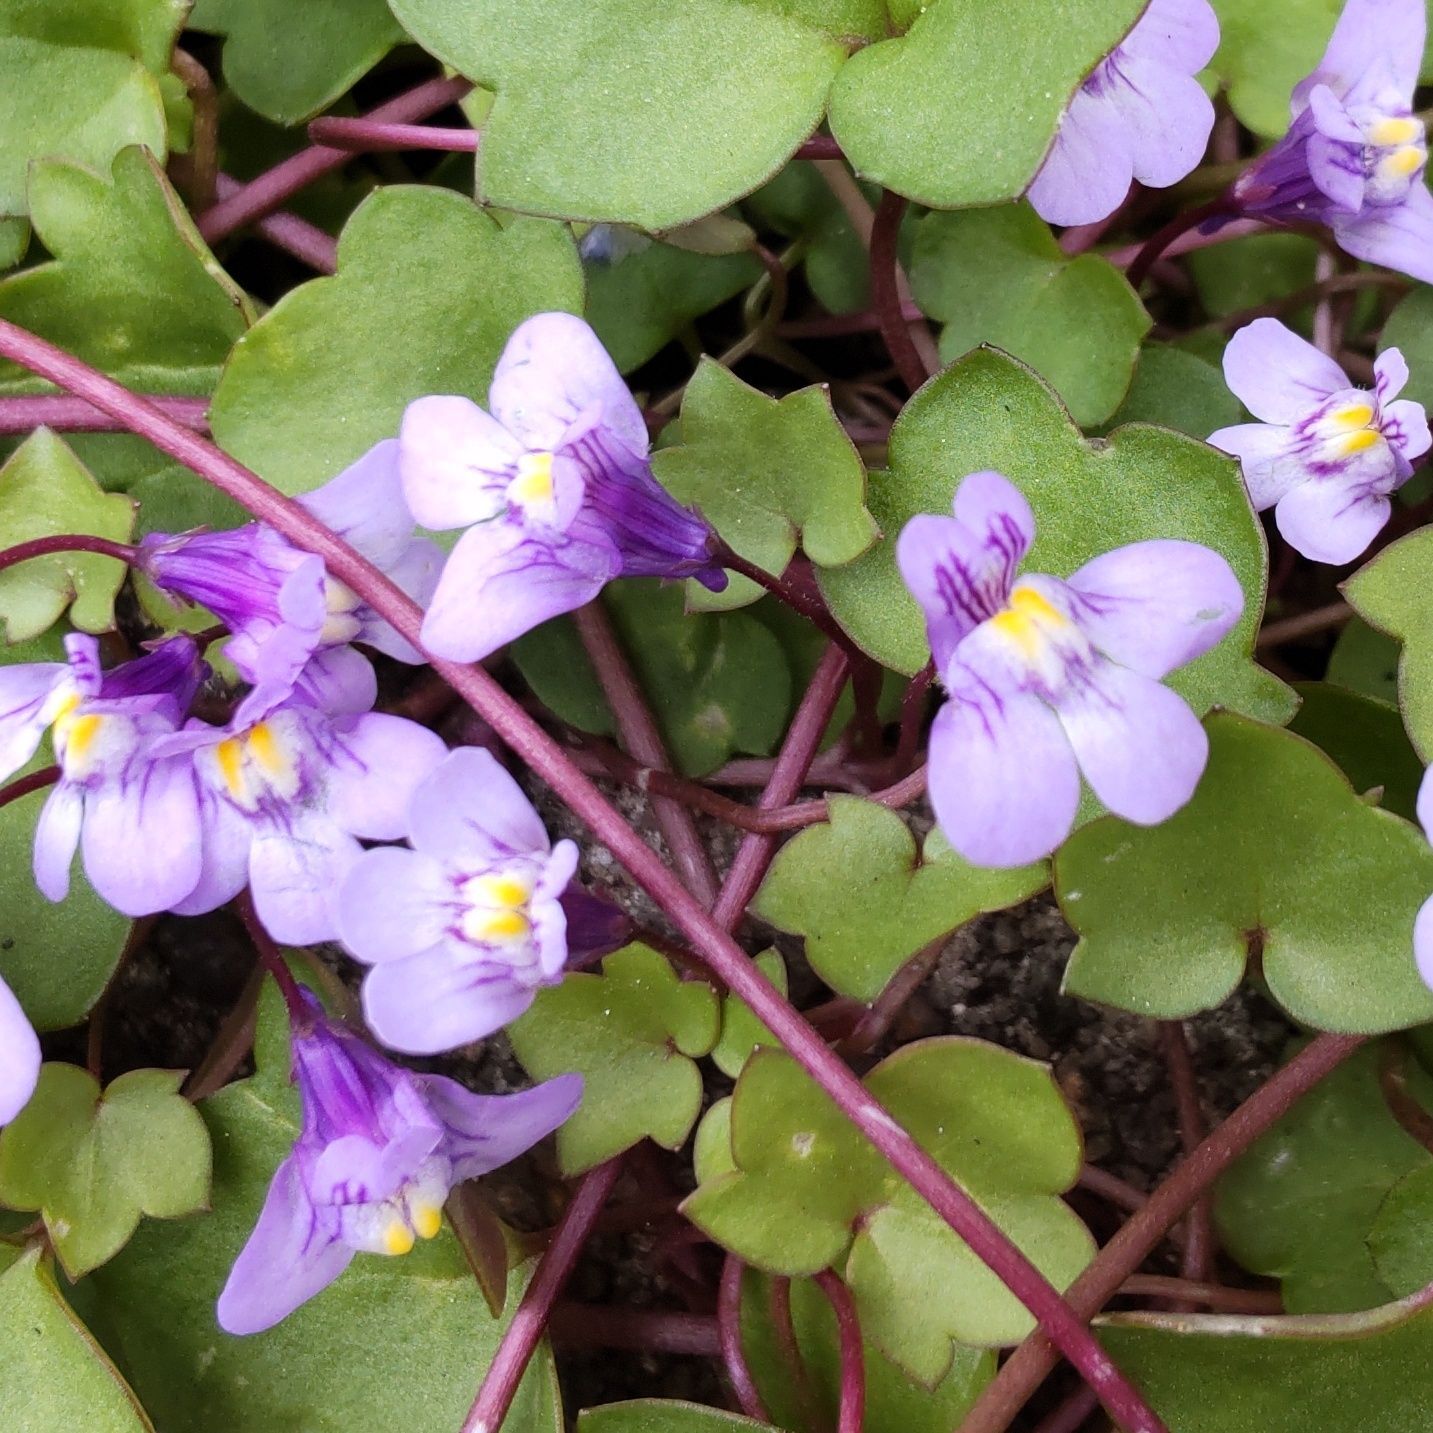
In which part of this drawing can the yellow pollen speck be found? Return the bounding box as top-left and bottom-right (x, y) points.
(1341, 428), (1383, 455)
(1384, 145), (1425, 178)
(473, 909), (532, 941)
(247, 722), (288, 777)
(412, 1203), (442, 1240)
(58, 713), (103, 767)
(472, 873), (531, 908)
(1330, 402), (1374, 430)
(383, 1221), (416, 1257)
(1371, 116), (1424, 147)
(509, 451), (555, 508)
(215, 737), (246, 798)
(989, 585), (1068, 654)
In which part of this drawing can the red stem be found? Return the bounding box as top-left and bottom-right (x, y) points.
(0, 315), (1166, 1433)
(1124, 197), (1240, 290)
(462, 1159), (623, 1433)
(0, 765), (59, 810)
(213, 174), (337, 274)
(1159, 1023), (1214, 1292)
(713, 545), (861, 658)
(234, 889), (310, 1024)
(0, 395), (209, 435)
(719, 1255), (770, 1422)
(307, 118), (480, 153)
(795, 135), (844, 160)
(1032, 1386), (1100, 1433)
(870, 191), (930, 394)
(546, 1304), (719, 1356)
(198, 76), (472, 244)
(813, 1271), (865, 1433)
(0, 533), (136, 574)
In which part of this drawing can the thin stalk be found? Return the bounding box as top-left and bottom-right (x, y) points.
(307, 118), (479, 153)
(462, 1160), (624, 1433)
(0, 765), (59, 810)
(720, 1255), (770, 1422)
(1076, 1166), (1148, 1217)
(1203, 271), (1407, 336)
(572, 602), (718, 909)
(958, 1032), (1366, 1433)
(795, 135), (843, 160)
(547, 1305), (719, 1356)
(1158, 1023), (1213, 1292)
(841, 933), (948, 1055)
(0, 533), (136, 574)
(170, 50), (219, 210)
(1125, 197), (1240, 290)
(184, 960), (267, 1102)
(770, 1277), (824, 1433)
(1105, 217), (1265, 269)
(1257, 600), (1352, 649)
(712, 544), (861, 658)
(234, 890), (310, 1024)
(0, 316), (1166, 1433)
(213, 174), (338, 274)
(814, 1270), (865, 1433)
(870, 190), (932, 393)
(1378, 1040), (1433, 1156)
(1117, 1276), (1281, 1315)
(198, 76), (471, 243)
(0, 394), (209, 434)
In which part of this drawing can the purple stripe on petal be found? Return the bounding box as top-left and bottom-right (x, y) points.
(1275, 477), (1391, 563)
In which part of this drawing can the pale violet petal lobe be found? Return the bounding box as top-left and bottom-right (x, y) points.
(398, 395), (520, 531)
(1221, 318), (1350, 422)
(408, 746), (550, 865)
(336, 847), (453, 966)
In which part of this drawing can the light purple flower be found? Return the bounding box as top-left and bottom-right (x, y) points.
(336, 748), (577, 1054)
(1415, 767), (1433, 990)
(0, 634), (207, 915)
(1209, 318), (1430, 563)
(1026, 0), (1220, 226)
(0, 975), (40, 1127)
(217, 992), (580, 1334)
(400, 312), (726, 663)
(138, 440), (441, 695)
(897, 471), (1243, 867)
(1229, 0), (1433, 282)
(156, 655), (447, 945)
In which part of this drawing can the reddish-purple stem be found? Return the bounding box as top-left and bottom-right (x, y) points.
(713, 546), (860, 658)
(795, 135), (844, 160)
(307, 117), (480, 153)
(719, 1255), (770, 1422)
(842, 933), (948, 1055)
(1159, 1022), (1214, 1292)
(1124, 197), (1241, 290)
(234, 890), (310, 1024)
(1032, 1386), (1100, 1433)
(463, 1160), (623, 1433)
(546, 1305), (719, 1356)
(813, 1271), (865, 1433)
(0, 315), (1167, 1433)
(213, 174), (338, 274)
(0, 394), (209, 435)
(0, 533), (136, 574)
(198, 76), (471, 243)
(0, 765), (59, 810)
(870, 191), (930, 394)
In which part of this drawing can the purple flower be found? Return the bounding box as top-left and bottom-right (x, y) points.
(217, 994), (580, 1334)
(138, 441), (441, 696)
(336, 748), (577, 1054)
(897, 471), (1243, 867)
(0, 975), (40, 1127)
(1209, 318), (1430, 563)
(1026, 0), (1220, 226)
(399, 312), (726, 662)
(0, 635), (208, 915)
(1228, 0), (1433, 282)
(1415, 767), (1433, 990)
(157, 656), (447, 945)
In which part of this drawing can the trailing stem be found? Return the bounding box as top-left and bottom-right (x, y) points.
(0, 533), (136, 574)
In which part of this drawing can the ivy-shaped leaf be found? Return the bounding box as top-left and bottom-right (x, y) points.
(0, 431), (134, 641)
(1101, 344), (1243, 441)
(652, 362), (878, 611)
(753, 797), (1046, 1003)
(1214, 1039), (1433, 1312)
(0, 1065), (211, 1278)
(712, 950), (787, 1079)
(1344, 527), (1433, 759)
(0, 147), (253, 396)
(386, 0), (882, 230)
(512, 580), (793, 778)
(508, 944), (720, 1175)
(683, 1039), (1094, 1383)
(817, 349), (1290, 730)
(0, 1245), (155, 1432)
(909, 204), (1150, 428)
(1058, 714), (1433, 1032)
(1328, 617), (1401, 708)
(827, 0), (1145, 209)
(0, 0), (186, 74)
(189, 0), (403, 125)
(209, 185), (583, 496)
(1369, 1161), (1433, 1297)
(1187, 231), (1320, 323)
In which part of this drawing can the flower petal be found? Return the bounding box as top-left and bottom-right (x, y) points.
(1120, 0), (1220, 72)
(489, 312), (647, 456)
(1206, 422), (1305, 509)
(420, 522), (616, 663)
(336, 847), (452, 966)
(1056, 661), (1209, 825)
(533, 840), (578, 979)
(1416, 892), (1433, 993)
(1221, 318), (1349, 422)
(1316, 0), (1424, 99)
(32, 783), (83, 902)
(1333, 184), (1433, 285)
(398, 395), (520, 531)
(1307, 131), (1367, 211)
(1026, 89), (1133, 227)
(1376, 347), (1411, 403)
(170, 793), (252, 917)
(217, 1157), (353, 1335)
(421, 1072), (583, 1183)
(249, 822), (361, 945)
(1384, 398), (1432, 463)
(406, 745), (551, 864)
(0, 975), (40, 1126)
(1275, 478), (1391, 563)
(301, 439), (413, 569)
(1066, 540), (1244, 679)
(327, 713), (447, 842)
(0, 662), (65, 784)
(1111, 60), (1216, 189)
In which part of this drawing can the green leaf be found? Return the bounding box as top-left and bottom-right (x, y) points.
(1289, 682), (1424, 822)
(683, 1039), (1094, 1382)
(1215, 1039), (1433, 1312)
(910, 204), (1150, 428)
(0, 430), (134, 641)
(739, 1268), (994, 1433)
(753, 796), (1046, 1003)
(1097, 1287), (1433, 1431)
(0, 147), (253, 394)
(586, 240), (761, 374)
(209, 185), (583, 496)
(1370, 1159), (1433, 1297)
(189, 0), (403, 125)
(0, 0), (186, 74)
(1345, 527), (1433, 758)
(0, 1246), (155, 1432)
(0, 1065), (211, 1278)
(1328, 616), (1401, 707)
(386, 0), (875, 230)
(1059, 714), (1433, 1031)
(508, 943), (720, 1174)
(1382, 289), (1433, 414)
(1101, 344), (1243, 440)
(744, 164), (868, 315)
(817, 348), (1290, 731)
(512, 580), (793, 777)
(578, 1401), (780, 1433)
(652, 362), (878, 611)
(1187, 231), (1319, 321)
(87, 1042), (563, 1433)
(712, 950), (787, 1078)
(1207, 0), (1345, 138)
(827, 0), (1146, 209)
